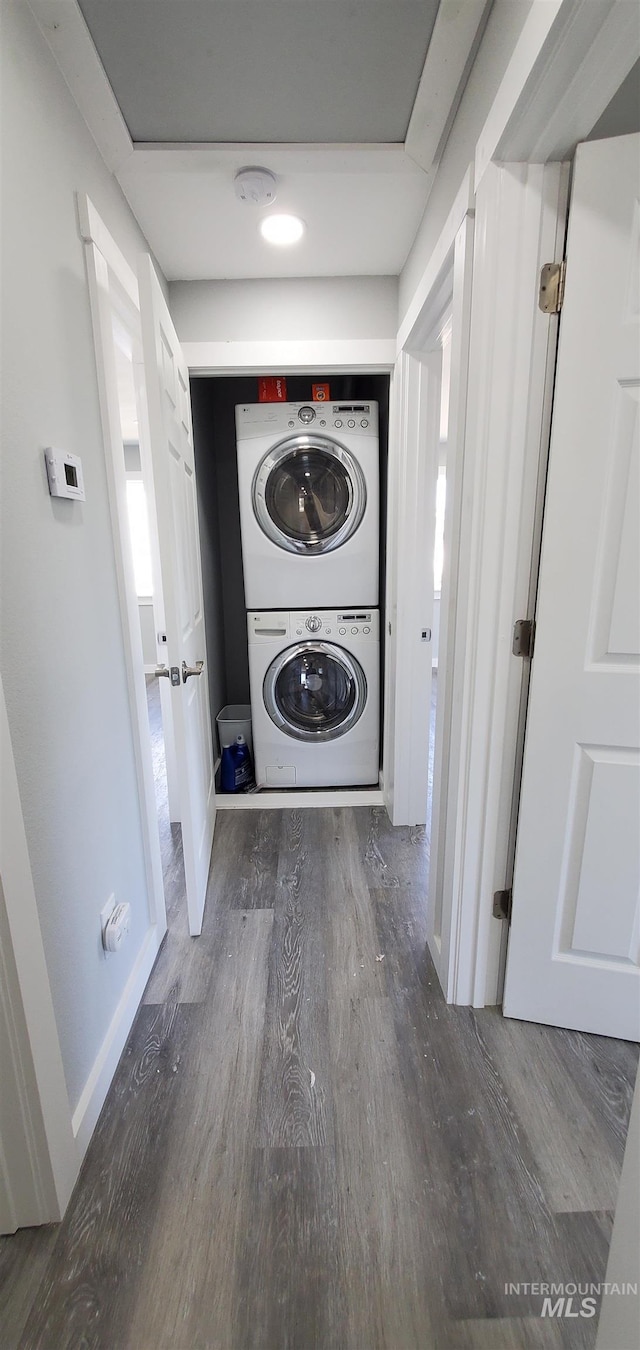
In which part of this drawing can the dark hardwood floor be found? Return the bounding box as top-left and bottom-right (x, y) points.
(1, 682), (637, 1350)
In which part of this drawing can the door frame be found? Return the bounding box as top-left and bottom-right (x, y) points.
(184, 344), (395, 816)
(389, 173), (475, 838)
(399, 202), (476, 999)
(0, 674), (77, 1227)
(379, 166), (569, 1009)
(450, 0), (639, 1006)
(452, 160), (569, 1006)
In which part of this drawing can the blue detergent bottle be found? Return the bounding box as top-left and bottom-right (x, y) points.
(220, 734), (254, 793)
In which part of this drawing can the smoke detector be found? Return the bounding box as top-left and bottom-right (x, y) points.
(234, 167), (277, 207)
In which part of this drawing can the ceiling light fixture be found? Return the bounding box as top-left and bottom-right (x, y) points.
(260, 214), (305, 246)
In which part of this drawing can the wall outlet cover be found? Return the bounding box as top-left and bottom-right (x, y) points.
(100, 895), (116, 954)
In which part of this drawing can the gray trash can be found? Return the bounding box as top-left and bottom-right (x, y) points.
(216, 704), (253, 758)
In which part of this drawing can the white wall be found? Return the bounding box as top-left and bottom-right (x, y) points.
(169, 275), (398, 343)
(399, 0), (533, 326)
(0, 0), (161, 1115)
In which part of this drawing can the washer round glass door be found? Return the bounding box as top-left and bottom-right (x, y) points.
(264, 642), (367, 741)
(253, 434), (366, 554)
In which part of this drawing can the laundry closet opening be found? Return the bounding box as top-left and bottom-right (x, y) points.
(190, 373), (390, 801)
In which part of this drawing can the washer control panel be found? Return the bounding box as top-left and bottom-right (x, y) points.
(248, 611), (379, 642)
(330, 404), (374, 432)
(291, 612), (378, 639)
(335, 611), (376, 637)
(236, 401), (378, 438)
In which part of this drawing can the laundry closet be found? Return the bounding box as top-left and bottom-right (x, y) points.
(190, 372), (390, 794)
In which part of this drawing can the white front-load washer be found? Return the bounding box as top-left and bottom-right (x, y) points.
(248, 609), (380, 788)
(236, 401), (379, 609)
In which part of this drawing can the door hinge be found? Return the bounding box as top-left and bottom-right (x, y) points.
(512, 618), (535, 658)
(539, 260), (566, 314)
(493, 888), (513, 923)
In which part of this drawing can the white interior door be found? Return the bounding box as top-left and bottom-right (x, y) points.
(138, 256), (216, 935)
(504, 134), (640, 1040)
(383, 351), (438, 826)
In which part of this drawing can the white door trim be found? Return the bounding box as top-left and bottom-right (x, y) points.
(26, 0), (133, 175)
(452, 161), (570, 1006)
(425, 212), (475, 1000)
(386, 198), (477, 1004)
(77, 195), (138, 302)
(475, 0), (639, 185)
(384, 200), (476, 915)
(0, 676), (77, 1225)
(397, 169), (474, 354)
(79, 195), (167, 944)
(183, 339), (396, 374)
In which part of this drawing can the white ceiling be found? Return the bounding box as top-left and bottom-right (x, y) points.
(29, 0), (492, 280)
(117, 147), (430, 279)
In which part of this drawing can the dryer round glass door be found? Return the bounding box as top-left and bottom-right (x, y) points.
(264, 642), (367, 741)
(252, 434), (366, 554)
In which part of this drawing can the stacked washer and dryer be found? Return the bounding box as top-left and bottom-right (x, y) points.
(236, 400), (381, 788)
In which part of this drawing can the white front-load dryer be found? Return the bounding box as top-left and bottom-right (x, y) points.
(248, 609), (380, 788)
(236, 401), (379, 609)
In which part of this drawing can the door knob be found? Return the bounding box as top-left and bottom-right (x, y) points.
(155, 664), (180, 686)
(182, 659), (204, 683)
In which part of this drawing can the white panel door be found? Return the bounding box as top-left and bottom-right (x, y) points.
(383, 351), (438, 826)
(138, 256), (216, 935)
(504, 134), (640, 1039)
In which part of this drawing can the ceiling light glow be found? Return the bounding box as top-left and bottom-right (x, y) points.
(260, 214), (305, 246)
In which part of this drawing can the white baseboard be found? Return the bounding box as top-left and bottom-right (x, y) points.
(71, 925), (162, 1160)
(216, 787), (385, 810)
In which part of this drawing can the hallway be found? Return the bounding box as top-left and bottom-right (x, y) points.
(1, 805), (637, 1349)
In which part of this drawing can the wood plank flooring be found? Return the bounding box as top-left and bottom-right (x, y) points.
(1, 696), (637, 1349)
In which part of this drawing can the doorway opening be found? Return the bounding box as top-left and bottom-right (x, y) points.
(189, 371), (391, 801)
(427, 314), (452, 840)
